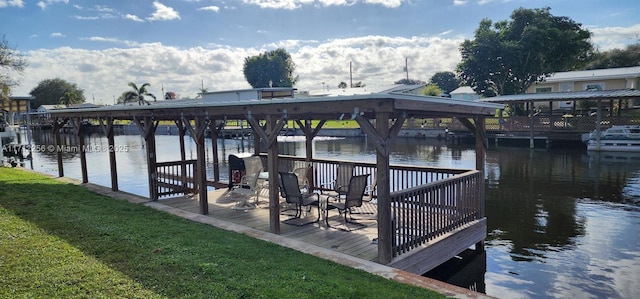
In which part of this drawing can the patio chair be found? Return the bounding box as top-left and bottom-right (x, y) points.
(320, 162), (354, 200)
(324, 174), (370, 230)
(279, 171), (320, 226)
(292, 163), (312, 195)
(229, 156), (264, 209)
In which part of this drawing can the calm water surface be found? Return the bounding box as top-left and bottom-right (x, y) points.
(25, 131), (640, 299)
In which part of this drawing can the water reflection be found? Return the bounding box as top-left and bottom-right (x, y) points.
(24, 131), (640, 298)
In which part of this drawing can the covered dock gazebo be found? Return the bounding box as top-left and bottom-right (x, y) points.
(48, 91), (502, 271)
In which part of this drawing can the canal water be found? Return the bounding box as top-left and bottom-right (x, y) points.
(23, 131), (640, 299)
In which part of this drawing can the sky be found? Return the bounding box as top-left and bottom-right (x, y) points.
(2, 0), (640, 105)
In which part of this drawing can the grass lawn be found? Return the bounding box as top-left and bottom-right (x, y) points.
(0, 168), (445, 298)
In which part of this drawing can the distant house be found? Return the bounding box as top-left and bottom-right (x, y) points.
(1, 96), (34, 126)
(450, 86), (480, 101)
(529, 66), (640, 109)
(530, 66), (640, 93)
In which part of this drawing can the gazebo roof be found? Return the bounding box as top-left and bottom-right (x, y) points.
(478, 89), (640, 103)
(49, 92), (503, 121)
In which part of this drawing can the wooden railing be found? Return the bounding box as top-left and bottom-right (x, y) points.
(389, 170), (482, 257)
(275, 155), (482, 258)
(156, 159), (197, 198)
(448, 115), (640, 134)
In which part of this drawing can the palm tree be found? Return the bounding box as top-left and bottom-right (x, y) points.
(124, 82), (156, 106)
(196, 87), (208, 98)
(59, 91), (78, 107)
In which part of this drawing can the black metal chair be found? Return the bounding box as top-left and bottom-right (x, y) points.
(324, 174), (370, 230)
(279, 171), (320, 226)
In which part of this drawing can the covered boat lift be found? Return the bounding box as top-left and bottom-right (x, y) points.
(48, 91), (502, 269)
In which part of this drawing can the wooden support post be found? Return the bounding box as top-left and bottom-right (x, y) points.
(266, 115), (280, 234)
(474, 116), (486, 252)
(53, 118), (67, 177)
(355, 112), (402, 264)
(195, 116), (209, 214)
(529, 100), (535, 149)
(134, 116), (158, 201)
(183, 115), (211, 215)
(209, 120), (221, 182)
(175, 119), (188, 190)
(376, 112), (392, 264)
(248, 112), (286, 234)
(296, 119), (326, 190)
(105, 118), (118, 191)
(475, 116), (486, 172)
(74, 118), (88, 183)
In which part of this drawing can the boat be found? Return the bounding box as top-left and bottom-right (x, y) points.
(585, 125), (640, 152)
(1, 111), (23, 165)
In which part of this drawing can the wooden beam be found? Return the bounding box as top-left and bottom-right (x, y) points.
(266, 115), (281, 234)
(373, 112), (393, 264)
(175, 119), (188, 191)
(53, 118), (68, 177)
(458, 117), (487, 150)
(194, 116), (209, 214)
(209, 120), (223, 182)
(134, 116), (159, 200)
(104, 117), (118, 191)
(356, 114), (405, 157)
(72, 118), (88, 183)
(246, 111), (286, 149)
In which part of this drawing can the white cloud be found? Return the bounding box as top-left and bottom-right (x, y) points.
(72, 15), (99, 20)
(147, 1), (181, 21)
(13, 35), (463, 103)
(362, 0), (402, 8)
(36, 0), (68, 10)
(590, 24), (640, 51)
(453, 0), (466, 6)
(242, 0), (404, 9)
(50, 32), (65, 38)
(11, 23), (638, 103)
(79, 36), (141, 47)
(124, 14), (144, 22)
(197, 6), (220, 12)
(0, 0), (24, 8)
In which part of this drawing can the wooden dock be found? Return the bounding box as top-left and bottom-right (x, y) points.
(160, 189), (382, 262)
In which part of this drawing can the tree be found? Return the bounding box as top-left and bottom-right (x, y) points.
(0, 35), (27, 102)
(422, 84), (442, 96)
(124, 82), (156, 105)
(29, 78), (86, 109)
(164, 91), (177, 100)
(59, 91), (79, 107)
(338, 82), (348, 89)
(429, 72), (461, 94)
(196, 87), (208, 98)
(394, 78), (426, 85)
(457, 7), (593, 96)
(243, 48), (298, 88)
(585, 44), (640, 69)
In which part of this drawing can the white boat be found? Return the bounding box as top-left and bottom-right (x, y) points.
(585, 125), (640, 152)
(1, 112), (21, 164)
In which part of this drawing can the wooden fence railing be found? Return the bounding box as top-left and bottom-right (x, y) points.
(275, 155), (481, 258)
(389, 170), (482, 257)
(447, 115), (640, 134)
(156, 159), (197, 198)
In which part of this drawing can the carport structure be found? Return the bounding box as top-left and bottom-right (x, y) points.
(49, 92), (502, 268)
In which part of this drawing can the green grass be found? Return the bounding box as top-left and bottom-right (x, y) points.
(0, 168), (444, 299)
